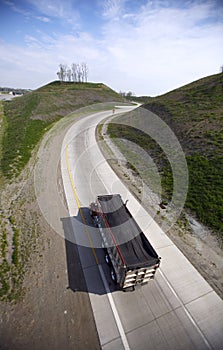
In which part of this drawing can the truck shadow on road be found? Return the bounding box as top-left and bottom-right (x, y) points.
(61, 210), (118, 295)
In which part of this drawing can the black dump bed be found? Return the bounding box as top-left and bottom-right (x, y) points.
(97, 194), (160, 269)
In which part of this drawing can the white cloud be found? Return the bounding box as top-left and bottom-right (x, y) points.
(36, 16), (51, 22)
(98, 0), (223, 95)
(101, 0), (127, 19)
(3, 0), (31, 17)
(26, 0), (77, 20)
(1, 0), (223, 95)
(0, 32), (107, 89)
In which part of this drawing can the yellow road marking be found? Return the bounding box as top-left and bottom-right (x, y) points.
(66, 144), (99, 265)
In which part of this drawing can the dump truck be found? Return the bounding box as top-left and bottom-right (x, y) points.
(90, 194), (161, 291)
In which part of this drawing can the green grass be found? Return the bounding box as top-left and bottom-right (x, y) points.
(0, 102), (6, 183)
(186, 154), (223, 231)
(1, 92), (54, 177)
(142, 73), (223, 233)
(0, 260), (11, 298)
(108, 123), (170, 198)
(0, 229), (8, 259)
(108, 73), (223, 234)
(1, 117), (52, 178)
(1, 81), (124, 179)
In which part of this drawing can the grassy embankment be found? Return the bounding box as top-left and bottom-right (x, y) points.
(108, 73), (223, 236)
(0, 81), (124, 300)
(1, 81), (124, 179)
(0, 102), (5, 184)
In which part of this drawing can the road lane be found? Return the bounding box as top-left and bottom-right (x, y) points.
(61, 106), (223, 349)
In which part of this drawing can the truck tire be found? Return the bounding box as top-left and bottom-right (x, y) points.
(105, 253), (111, 266)
(123, 286), (135, 292)
(110, 269), (117, 284)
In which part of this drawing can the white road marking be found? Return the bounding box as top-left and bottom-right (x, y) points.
(66, 137), (130, 350)
(158, 269), (212, 350)
(98, 264), (130, 350)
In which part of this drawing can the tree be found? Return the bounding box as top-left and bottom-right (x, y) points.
(71, 63), (78, 82)
(81, 62), (88, 82)
(57, 62), (89, 82)
(119, 91), (126, 97)
(66, 68), (72, 82)
(57, 71), (62, 80)
(119, 91), (134, 98)
(126, 91), (133, 97)
(57, 64), (67, 82)
(76, 64), (82, 82)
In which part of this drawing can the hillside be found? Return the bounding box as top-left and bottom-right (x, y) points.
(107, 73), (223, 234)
(144, 73), (223, 157)
(0, 81), (124, 301)
(0, 81), (124, 179)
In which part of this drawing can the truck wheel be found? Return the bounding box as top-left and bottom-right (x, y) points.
(110, 269), (117, 284)
(105, 253), (111, 266)
(124, 286), (135, 292)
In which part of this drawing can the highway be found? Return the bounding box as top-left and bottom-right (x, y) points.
(61, 105), (223, 350)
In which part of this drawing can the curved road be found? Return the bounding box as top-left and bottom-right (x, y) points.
(60, 106), (223, 350)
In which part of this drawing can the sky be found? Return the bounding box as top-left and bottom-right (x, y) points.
(0, 0), (223, 96)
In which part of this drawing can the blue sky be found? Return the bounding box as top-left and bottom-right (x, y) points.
(0, 0), (223, 95)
